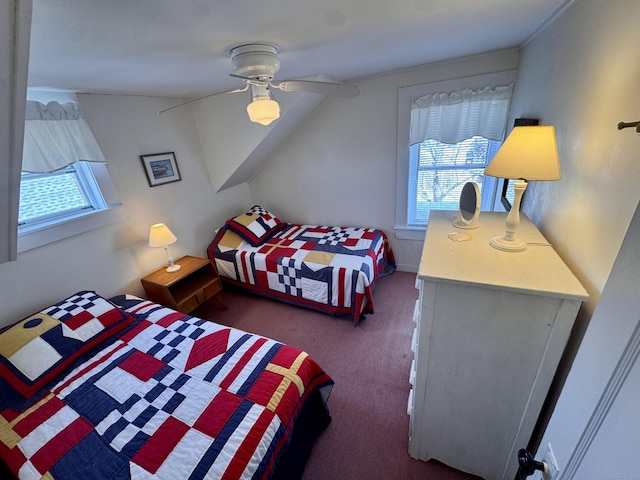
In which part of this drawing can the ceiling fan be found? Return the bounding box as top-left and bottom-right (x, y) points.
(159, 43), (361, 125)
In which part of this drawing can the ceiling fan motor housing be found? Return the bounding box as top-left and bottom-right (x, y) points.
(230, 43), (280, 80)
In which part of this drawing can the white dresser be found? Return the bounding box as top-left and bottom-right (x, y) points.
(408, 210), (588, 480)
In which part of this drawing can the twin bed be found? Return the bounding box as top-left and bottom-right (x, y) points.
(207, 206), (396, 325)
(0, 206), (394, 479)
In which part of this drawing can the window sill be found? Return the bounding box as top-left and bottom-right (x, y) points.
(393, 225), (427, 241)
(18, 204), (124, 253)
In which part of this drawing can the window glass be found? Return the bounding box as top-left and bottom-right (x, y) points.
(20, 164), (92, 228)
(18, 161), (111, 233)
(408, 137), (501, 225)
(18, 160), (123, 252)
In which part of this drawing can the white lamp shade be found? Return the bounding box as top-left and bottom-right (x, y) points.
(148, 223), (177, 247)
(484, 126), (561, 181)
(246, 98), (280, 126)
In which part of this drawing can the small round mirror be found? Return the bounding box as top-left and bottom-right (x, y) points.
(453, 182), (480, 229)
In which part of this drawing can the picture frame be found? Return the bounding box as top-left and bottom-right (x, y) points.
(140, 152), (182, 187)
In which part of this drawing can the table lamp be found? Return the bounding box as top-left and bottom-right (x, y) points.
(484, 125), (561, 252)
(149, 223), (181, 272)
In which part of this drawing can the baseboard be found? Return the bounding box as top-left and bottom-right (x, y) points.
(395, 263), (418, 273)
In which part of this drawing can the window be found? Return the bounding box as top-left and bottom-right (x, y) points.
(19, 162), (105, 232)
(18, 98), (123, 252)
(408, 136), (501, 226)
(395, 71), (518, 240)
(17, 160), (123, 252)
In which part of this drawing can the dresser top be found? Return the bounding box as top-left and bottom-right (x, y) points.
(418, 210), (588, 300)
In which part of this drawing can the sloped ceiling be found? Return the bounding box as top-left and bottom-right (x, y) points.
(28, 0), (575, 190)
(191, 86), (327, 192)
(29, 0), (573, 97)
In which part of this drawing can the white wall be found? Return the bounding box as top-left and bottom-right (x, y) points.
(532, 200), (640, 480)
(0, 94), (251, 326)
(249, 49), (520, 271)
(513, 0), (640, 311)
(0, 0), (30, 265)
(507, 0), (640, 477)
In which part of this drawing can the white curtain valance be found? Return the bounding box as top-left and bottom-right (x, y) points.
(409, 84), (513, 146)
(22, 100), (106, 173)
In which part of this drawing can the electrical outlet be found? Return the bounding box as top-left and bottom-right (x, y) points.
(542, 443), (560, 480)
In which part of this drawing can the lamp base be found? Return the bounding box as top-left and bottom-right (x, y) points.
(490, 235), (527, 252)
(489, 179), (528, 253)
(165, 264), (181, 273)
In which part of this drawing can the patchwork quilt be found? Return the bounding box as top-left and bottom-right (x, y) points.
(208, 224), (396, 325)
(0, 296), (333, 480)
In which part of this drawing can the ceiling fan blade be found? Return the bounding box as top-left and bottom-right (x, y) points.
(271, 80), (360, 98)
(229, 73), (251, 81)
(158, 85), (249, 114)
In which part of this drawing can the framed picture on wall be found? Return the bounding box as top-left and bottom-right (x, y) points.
(140, 152), (182, 187)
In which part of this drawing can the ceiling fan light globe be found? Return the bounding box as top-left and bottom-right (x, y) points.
(247, 98), (280, 125)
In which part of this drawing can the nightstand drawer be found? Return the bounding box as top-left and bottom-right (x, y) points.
(175, 278), (223, 313)
(196, 288), (208, 304)
(178, 295), (201, 314)
(197, 279), (222, 303)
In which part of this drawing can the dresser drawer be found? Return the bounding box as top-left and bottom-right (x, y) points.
(407, 388), (414, 416)
(411, 327), (418, 352)
(409, 358), (416, 386)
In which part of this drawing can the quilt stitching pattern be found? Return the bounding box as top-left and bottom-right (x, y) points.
(311, 227), (357, 246)
(277, 258), (303, 296)
(147, 323), (206, 363)
(91, 363), (192, 455)
(209, 223), (397, 324)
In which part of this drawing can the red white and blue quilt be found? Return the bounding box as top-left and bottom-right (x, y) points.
(207, 224), (396, 325)
(0, 296), (333, 480)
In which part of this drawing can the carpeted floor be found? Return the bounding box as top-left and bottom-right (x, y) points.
(194, 271), (483, 480)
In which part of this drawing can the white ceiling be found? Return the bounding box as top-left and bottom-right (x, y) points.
(28, 0), (572, 99)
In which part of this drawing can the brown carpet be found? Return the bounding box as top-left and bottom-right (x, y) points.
(194, 271), (482, 480)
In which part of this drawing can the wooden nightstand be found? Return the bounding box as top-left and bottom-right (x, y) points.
(141, 255), (227, 314)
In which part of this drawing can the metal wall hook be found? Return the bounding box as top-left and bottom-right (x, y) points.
(617, 120), (640, 133)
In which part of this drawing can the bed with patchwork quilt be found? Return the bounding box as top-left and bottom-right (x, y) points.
(0, 291), (333, 480)
(207, 205), (396, 325)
